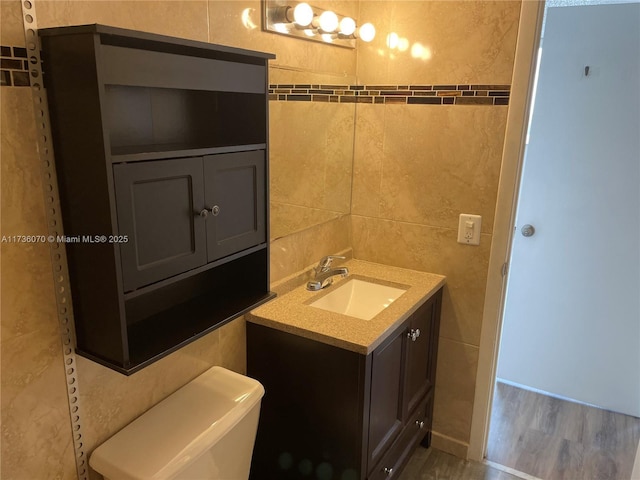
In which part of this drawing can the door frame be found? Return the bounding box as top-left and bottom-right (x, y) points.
(467, 0), (546, 461)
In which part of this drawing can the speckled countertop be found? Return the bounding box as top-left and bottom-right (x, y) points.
(247, 259), (446, 354)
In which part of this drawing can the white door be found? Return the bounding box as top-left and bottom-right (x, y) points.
(496, 3), (640, 417)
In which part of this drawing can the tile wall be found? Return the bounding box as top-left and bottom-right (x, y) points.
(1, 0), (521, 477)
(1, 1), (354, 478)
(351, 0), (521, 456)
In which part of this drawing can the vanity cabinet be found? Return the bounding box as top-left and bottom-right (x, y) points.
(247, 287), (442, 480)
(40, 24), (275, 374)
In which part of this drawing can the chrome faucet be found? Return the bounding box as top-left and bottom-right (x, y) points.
(306, 255), (349, 291)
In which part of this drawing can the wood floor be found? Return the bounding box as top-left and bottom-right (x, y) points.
(486, 382), (640, 480)
(399, 447), (525, 480)
(395, 382), (640, 479)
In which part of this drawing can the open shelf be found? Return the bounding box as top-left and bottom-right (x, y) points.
(105, 85), (267, 158)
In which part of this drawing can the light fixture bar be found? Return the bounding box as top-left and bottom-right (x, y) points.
(263, 0), (370, 49)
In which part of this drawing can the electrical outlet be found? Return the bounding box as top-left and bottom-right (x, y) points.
(457, 214), (482, 245)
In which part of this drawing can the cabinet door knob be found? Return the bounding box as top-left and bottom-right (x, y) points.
(198, 209), (209, 218)
(211, 205), (220, 216)
(416, 420), (425, 429)
(383, 467), (393, 476)
(407, 328), (421, 342)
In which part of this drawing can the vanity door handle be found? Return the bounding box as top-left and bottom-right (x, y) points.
(198, 209), (209, 218)
(416, 420), (425, 429)
(210, 205), (220, 216)
(407, 328), (421, 342)
(383, 467), (394, 476)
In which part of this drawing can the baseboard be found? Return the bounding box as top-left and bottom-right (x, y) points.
(430, 431), (468, 459)
(484, 460), (545, 480)
(632, 439), (640, 480)
(496, 378), (604, 410)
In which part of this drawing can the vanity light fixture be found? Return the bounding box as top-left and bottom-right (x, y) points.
(263, 0), (376, 48)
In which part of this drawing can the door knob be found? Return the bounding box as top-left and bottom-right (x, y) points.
(383, 467), (393, 476)
(211, 205), (220, 216)
(198, 209), (209, 218)
(521, 224), (535, 237)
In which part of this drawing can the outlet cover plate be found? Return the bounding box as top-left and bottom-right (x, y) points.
(457, 214), (482, 245)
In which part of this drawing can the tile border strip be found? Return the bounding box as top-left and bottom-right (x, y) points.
(2, 42), (510, 106)
(1, 43), (30, 87)
(269, 83), (511, 105)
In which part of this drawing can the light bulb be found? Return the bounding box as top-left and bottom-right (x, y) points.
(292, 2), (313, 27)
(339, 17), (356, 36)
(358, 23), (376, 42)
(411, 42), (424, 59)
(386, 32), (399, 49)
(318, 10), (339, 33)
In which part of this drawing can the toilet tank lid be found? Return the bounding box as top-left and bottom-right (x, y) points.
(89, 366), (265, 480)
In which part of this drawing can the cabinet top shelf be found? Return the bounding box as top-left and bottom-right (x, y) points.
(110, 143), (267, 163)
(39, 23), (276, 64)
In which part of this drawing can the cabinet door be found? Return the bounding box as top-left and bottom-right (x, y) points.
(203, 151), (266, 262)
(403, 292), (441, 418)
(368, 326), (405, 474)
(114, 157), (207, 291)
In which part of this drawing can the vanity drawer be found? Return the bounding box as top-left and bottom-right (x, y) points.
(368, 394), (430, 480)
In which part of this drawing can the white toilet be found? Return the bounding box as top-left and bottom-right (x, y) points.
(89, 366), (265, 480)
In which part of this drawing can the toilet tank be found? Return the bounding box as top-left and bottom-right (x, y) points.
(90, 366), (265, 480)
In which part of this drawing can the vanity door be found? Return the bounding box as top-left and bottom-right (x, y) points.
(114, 157), (207, 291)
(203, 151), (266, 262)
(367, 326), (405, 474)
(403, 290), (442, 420)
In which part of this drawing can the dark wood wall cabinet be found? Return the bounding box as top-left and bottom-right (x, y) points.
(40, 24), (275, 375)
(247, 288), (443, 480)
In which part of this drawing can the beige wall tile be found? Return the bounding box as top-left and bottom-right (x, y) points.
(270, 202), (341, 240)
(269, 101), (354, 213)
(357, 1), (520, 85)
(351, 215), (490, 347)
(379, 105), (507, 233)
(353, 0), (393, 85)
(36, 1), (209, 42)
(324, 104), (355, 213)
(218, 317), (247, 374)
(270, 214), (351, 283)
(1, 89), (77, 479)
(1, 0), (25, 46)
(432, 337), (480, 444)
(1, 332), (77, 480)
(269, 66), (355, 86)
(351, 104), (385, 217)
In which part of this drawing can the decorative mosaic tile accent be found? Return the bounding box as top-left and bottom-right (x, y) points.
(1, 45), (30, 87)
(1, 41), (511, 106)
(269, 84), (510, 106)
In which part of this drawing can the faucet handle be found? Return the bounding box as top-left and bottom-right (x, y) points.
(317, 255), (345, 272)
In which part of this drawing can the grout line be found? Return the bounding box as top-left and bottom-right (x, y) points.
(351, 213), (496, 236)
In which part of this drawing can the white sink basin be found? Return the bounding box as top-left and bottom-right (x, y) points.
(310, 279), (407, 320)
